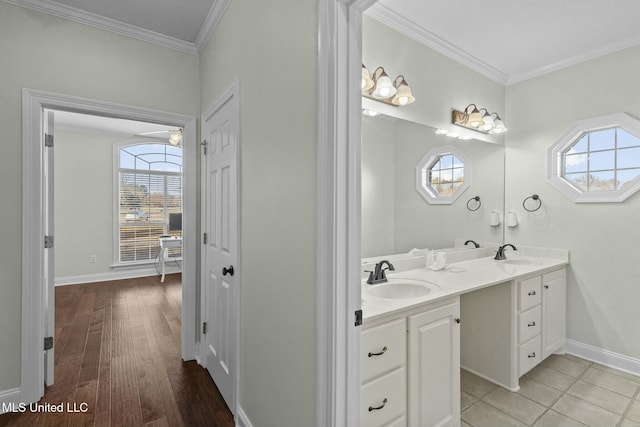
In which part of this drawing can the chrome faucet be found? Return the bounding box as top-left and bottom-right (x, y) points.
(494, 244), (517, 260)
(465, 240), (480, 248)
(366, 260), (395, 284)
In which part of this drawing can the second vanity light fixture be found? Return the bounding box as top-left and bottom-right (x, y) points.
(362, 64), (416, 106)
(452, 104), (508, 134)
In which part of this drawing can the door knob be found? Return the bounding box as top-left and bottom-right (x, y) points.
(222, 265), (234, 276)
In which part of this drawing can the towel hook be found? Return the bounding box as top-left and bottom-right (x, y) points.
(466, 196), (481, 211)
(523, 194), (542, 212)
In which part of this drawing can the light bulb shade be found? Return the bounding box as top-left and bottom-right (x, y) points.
(492, 115), (508, 134)
(169, 130), (182, 146)
(467, 105), (483, 128)
(391, 76), (416, 105)
(371, 67), (397, 99)
(479, 111), (494, 131)
(361, 64), (374, 92)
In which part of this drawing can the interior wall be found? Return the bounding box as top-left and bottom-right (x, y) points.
(54, 130), (118, 279)
(505, 45), (640, 360)
(361, 116), (396, 257)
(198, 0), (318, 425)
(0, 1), (199, 392)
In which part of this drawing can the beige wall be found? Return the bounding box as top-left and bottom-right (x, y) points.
(199, 0), (318, 425)
(505, 46), (640, 359)
(54, 131), (118, 279)
(0, 1), (199, 391)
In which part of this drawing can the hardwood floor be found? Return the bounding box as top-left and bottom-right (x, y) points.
(0, 274), (234, 427)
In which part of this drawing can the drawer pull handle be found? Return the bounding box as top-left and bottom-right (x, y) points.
(528, 352), (536, 358)
(528, 291), (536, 296)
(368, 398), (388, 412)
(528, 321), (536, 327)
(368, 346), (388, 357)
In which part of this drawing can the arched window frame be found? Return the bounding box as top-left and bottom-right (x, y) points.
(113, 139), (183, 265)
(547, 113), (640, 203)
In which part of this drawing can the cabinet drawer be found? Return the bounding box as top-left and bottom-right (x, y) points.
(519, 335), (541, 377)
(519, 276), (542, 311)
(362, 318), (406, 383)
(361, 368), (406, 427)
(519, 306), (541, 344)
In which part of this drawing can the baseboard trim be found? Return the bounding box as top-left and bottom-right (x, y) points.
(236, 406), (253, 427)
(460, 366), (519, 392)
(566, 339), (640, 377)
(54, 266), (180, 286)
(0, 388), (22, 415)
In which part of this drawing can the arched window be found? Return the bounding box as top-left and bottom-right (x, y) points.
(115, 141), (182, 264)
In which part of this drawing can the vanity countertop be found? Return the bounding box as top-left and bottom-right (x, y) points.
(362, 252), (569, 322)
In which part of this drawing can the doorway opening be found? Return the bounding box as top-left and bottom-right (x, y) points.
(21, 89), (197, 405)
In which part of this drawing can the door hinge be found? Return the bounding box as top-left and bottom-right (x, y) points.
(203, 233), (208, 245)
(44, 133), (54, 147)
(355, 309), (363, 327)
(201, 139), (207, 155)
(44, 235), (54, 249)
(44, 336), (53, 351)
(202, 322), (207, 334)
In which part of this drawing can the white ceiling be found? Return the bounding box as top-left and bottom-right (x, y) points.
(53, 110), (177, 138)
(7, 0), (640, 83)
(368, 0), (640, 84)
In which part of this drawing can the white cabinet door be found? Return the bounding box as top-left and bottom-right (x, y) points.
(408, 298), (460, 427)
(542, 269), (566, 359)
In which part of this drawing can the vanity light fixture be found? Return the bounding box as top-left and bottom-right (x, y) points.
(452, 104), (508, 134)
(362, 64), (416, 106)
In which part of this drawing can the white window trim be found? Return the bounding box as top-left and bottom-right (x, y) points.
(415, 145), (472, 204)
(112, 138), (183, 266)
(547, 113), (640, 203)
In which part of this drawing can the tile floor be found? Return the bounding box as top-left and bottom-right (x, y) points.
(461, 354), (640, 427)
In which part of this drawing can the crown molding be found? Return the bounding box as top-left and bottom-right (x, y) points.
(2, 0), (199, 56)
(507, 35), (640, 85)
(366, 3), (508, 85)
(195, 0), (231, 52)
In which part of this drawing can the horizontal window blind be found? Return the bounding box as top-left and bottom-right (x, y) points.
(117, 144), (183, 263)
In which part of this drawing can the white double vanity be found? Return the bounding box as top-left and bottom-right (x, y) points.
(359, 246), (569, 427)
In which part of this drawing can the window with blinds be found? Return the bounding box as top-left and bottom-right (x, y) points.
(117, 142), (182, 263)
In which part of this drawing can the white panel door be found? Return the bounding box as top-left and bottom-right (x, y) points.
(44, 110), (55, 386)
(408, 299), (460, 427)
(202, 90), (239, 414)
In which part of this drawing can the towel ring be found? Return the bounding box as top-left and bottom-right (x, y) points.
(466, 196), (481, 211)
(523, 194), (542, 212)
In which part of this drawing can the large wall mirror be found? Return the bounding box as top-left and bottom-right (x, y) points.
(361, 114), (505, 258)
(361, 14), (507, 260)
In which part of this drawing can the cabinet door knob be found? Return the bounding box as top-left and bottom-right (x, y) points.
(455, 318), (461, 324)
(528, 352), (536, 358)
(368, 398), (388, 412)
(528, 321), (536, 327)
(222, 265), (234, 276)
(544, 285), (549, 289)
(528, 291), (536, 296)
(367, 346), (387, 358)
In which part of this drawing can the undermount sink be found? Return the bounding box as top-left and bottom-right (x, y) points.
(366, 279), (439, 299)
